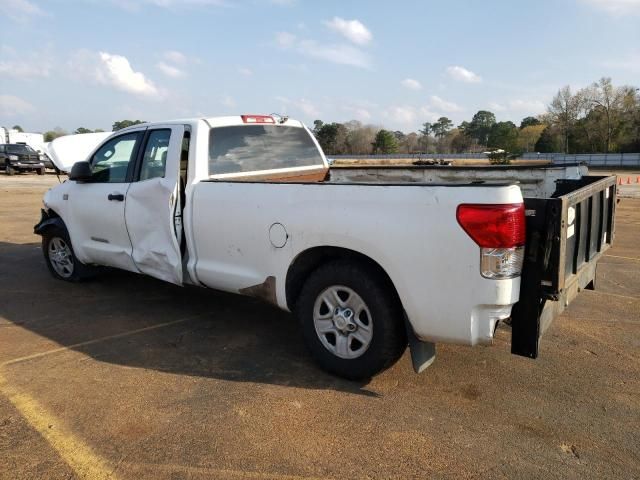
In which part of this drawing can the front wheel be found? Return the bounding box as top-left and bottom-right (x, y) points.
(5, 164), (14, 176)
(37, 167), (45, 175)
(42, 226), (96, 282)
(295, 260), (407, 380)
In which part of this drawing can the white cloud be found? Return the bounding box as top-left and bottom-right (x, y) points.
(602, 52), (640, 73)
(238, 67), (253, 76)
(342, 106), (372, 122)
(156, 61), (185, 78)
(446, 65), (482, 83)
(429, 95), (462, 113)
(276, 96), (320, 117)
(275, 31), (297, 48)
(487, 99), (546, 116)
(0, 60), (47, 78)
(0, 0), (44, 21)
(163, 50), (187, 65)
(387, 106), (417, 126)
(108, 0), (227, 10)
(268, 0), (296, 5)
(275, 32), (371, 68)
(401, 78), (422, 90)
(580, 0), (640, 15)
(419, 106), (439, 123)
(324, 17), (372, 46)
(94, 52), (160, 97)
(507, 99), (546, 115)
(0, 94), (35, 115)
(221, 95), (236, 108)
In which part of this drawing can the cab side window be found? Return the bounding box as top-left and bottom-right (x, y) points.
(90, 133), (141, 183)
(139, 129), (171, 181)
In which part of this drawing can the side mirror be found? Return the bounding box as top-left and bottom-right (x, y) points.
(69, 161), (92, 182)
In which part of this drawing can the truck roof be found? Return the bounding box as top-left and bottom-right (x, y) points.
(117, 115), (306, 133)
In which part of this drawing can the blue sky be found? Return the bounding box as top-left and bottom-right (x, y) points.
(1, 0), (639, 133)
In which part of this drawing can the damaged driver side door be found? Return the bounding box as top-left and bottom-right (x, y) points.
(124, 125), (187, 285)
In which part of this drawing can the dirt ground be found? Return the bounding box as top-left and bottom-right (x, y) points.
(0, 172), (638, 479)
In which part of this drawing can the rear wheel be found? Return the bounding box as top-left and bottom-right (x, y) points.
(295, 260), (407, 380)
(42, 225), (97, 282)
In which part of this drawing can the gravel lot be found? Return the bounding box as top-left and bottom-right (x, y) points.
(0, 173), (638, 479)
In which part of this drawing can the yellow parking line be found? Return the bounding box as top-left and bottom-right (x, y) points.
(0, 370), (119, 479)
(121, 461), (334, 479)
(589, 290), (639, 301)
(1, 314), (203, 368)
(603, 254), (640, 261)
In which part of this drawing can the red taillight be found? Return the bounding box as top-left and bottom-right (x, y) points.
(241, 115), (275, 124)
(456, 203), (525, 248)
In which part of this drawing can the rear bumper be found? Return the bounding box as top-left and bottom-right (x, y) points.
(409, 276), (521, 346)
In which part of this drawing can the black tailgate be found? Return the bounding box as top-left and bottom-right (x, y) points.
(510, 175), (617, 358)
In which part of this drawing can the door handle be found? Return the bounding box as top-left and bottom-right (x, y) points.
(107, 193), (125, 201)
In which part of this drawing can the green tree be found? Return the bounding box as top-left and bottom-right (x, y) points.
(74, 127), (93, 134)
(12, 125), (24, 132)
(430, 117), (453, 138)
(112, 119), (145, 131)
(583, 77), (628, 153)
(520, 116), (541, 129)
(517, 124), (546, 152)
(372, 129), (398, 154)
(43, 128), (68, 142)
(547, 86), (585, 153)
(487, 121), (519, 151)
(314, 122), (347, 154)
(419, 122), (432, 136)
(467, 110), (496, 146)
(450, 129), (472, 153)
(534, 126), (561, 152)
(313, 119), (324, 134)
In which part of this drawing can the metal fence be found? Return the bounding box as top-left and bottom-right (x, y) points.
(329, 153), (640, 168)
(520, 152), (640, 167)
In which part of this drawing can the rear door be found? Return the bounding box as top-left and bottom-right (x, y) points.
(124, 125), (187, 285)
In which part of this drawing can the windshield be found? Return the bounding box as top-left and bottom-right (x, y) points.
(7, 145), (36, 154)
(208, 125), (323, 175)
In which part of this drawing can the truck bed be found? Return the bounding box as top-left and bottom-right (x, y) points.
(328, 163), (617, 358)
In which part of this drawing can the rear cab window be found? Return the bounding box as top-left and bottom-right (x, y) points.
(208, 124), (325, 179)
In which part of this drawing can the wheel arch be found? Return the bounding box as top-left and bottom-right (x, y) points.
(34, 209), (65, 236)
(285, 246), (403, 312)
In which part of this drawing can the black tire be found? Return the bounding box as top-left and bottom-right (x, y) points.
(42, 225), (97, 282)
(295, 259), (407, 380)
(37, 167), (45, 175)
(5, 164), (14, 176)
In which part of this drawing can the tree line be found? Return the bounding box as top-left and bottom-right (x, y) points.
(41, 120), (145, 142)
(313, 77), (640, 155)
(29, 77), (640, 155)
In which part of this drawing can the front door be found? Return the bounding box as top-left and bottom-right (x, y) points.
(65, 130), (145, 272)
(124, 125), (186, 285)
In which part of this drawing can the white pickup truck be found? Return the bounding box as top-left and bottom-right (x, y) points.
(35, 115), (617, 379)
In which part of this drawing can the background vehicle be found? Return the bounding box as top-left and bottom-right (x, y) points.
(34, 116), (616, 379)
(1, 143), (45, 175)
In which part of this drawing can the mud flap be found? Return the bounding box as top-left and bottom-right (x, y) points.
(405, 318), (436, 373)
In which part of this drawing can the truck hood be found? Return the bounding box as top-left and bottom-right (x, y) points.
(46, 132), (112, 172)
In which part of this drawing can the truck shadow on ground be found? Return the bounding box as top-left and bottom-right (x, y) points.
(0, 241), (379, 397)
